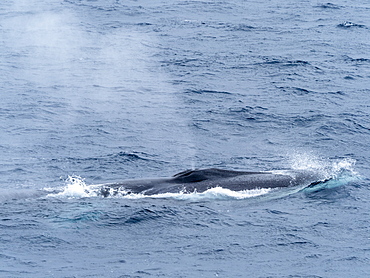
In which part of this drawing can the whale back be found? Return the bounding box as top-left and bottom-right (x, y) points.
(100, 168), (324, 196)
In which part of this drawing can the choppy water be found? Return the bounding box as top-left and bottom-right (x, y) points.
(1, 0), (370, 277)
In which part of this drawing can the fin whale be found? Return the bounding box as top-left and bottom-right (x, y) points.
(99, 168), (327, 197)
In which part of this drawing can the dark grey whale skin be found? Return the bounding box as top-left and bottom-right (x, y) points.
(100, 168), (325, 196)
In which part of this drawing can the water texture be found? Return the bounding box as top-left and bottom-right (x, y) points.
(0, 0), (369, 277)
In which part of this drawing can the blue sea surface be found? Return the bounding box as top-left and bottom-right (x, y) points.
(1, 0), (370, 277)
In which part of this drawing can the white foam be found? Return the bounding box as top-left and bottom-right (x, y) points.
(121, 187), (272, 201)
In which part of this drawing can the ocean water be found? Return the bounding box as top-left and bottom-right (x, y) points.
(1, 0), (370, 277)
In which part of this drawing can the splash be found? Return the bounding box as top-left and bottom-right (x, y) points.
(288, 151), (356, 179)
(47, 176), (94, 198)
(331, 158), (357, 176)
(287, 151), (359, 192)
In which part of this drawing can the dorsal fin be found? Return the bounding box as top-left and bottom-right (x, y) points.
(172, 168), (263, 183)
(172, 169), (196, 178)
(172, 169), (208, 182)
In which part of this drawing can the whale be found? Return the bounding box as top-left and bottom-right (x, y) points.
(98, 168), (328, 197)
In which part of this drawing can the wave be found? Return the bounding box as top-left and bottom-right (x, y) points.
(304, 170), (359, 193)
